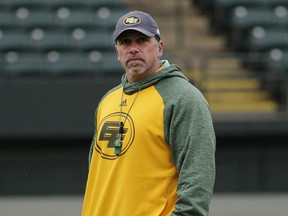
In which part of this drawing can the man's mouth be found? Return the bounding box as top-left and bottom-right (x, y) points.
(127, 57), (144, 64)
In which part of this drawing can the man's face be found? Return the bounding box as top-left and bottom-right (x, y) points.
(115, 30), (163, 83)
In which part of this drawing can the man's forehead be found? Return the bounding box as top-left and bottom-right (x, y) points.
(117, 30), (150, 39)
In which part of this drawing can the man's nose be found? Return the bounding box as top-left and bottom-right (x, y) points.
(129, 41), (139, 53)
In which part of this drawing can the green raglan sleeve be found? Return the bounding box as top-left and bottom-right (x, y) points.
(163, 81), (216, 216)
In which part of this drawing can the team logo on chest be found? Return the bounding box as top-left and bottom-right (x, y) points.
(95, 112), (135, 160)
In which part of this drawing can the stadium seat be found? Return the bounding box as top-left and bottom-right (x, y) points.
(212, 0), (288, 30)
(4, 0), (43, 8)
(29, 28), (70, 51)
(2, 50), (122, 77)
(46, 0), (86, 7)
(86, 0), (125, 8)
(54, 7), (96, 29)
(43, 50), (121, 76)
(3, 51), (45, 76)
(0, 0), (128, 78)
(229, 5), (288, 29)
(264, 48), (288, 71)
(5, 0), (126, 8)
(228, 7), (278, 50)
(246, 27), (288, 52)
(87, 50), (122, 74)
(67, 28), (114, 51)
(229, 7), (272, 29)
(228, 5), (288, 50)
(212, 0), (262, 30)
(261, 48), (288, 102)
(0, 29), (31, 51)
(273, 5), (288, 25)
(0, 10), (14, 28)
(215, 0), (288, 8)
(44, 51), (90, 76)
(94, 7), (129, 30)
(13, 7), (55, 29)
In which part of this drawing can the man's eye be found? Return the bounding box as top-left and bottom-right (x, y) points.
(138, 37), (147, 43)
(119, 39), (129, 45)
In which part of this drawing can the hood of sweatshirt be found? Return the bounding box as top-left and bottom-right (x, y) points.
(121, 60), (189, 95)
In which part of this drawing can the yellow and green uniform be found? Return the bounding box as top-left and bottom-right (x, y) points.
(82, 60), (216, 216)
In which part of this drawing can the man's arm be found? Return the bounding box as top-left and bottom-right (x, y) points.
(167, 87), (216, 216)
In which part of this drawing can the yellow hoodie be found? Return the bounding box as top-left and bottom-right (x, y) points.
(82, 61), (215, 216)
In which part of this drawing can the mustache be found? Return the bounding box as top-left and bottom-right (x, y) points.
(126, 55), (144, 63)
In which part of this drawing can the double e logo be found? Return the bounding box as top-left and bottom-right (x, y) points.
(95, 112), (135, 160)
(123, 16), (141, 25)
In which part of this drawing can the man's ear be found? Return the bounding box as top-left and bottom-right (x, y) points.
(114, 45), (120, 60)
(158, 41), (164, 58)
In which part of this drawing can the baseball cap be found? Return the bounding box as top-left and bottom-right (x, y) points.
(114, 11), (161, 41)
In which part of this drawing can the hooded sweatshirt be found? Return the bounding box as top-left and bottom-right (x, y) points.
(82, 60), (216, 216)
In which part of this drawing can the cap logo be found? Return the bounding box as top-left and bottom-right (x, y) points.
(123, 16), (141, 25)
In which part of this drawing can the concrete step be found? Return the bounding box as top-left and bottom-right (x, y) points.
(209, 101), (277, 113)
(204, 91), (273, 102)
(207, 58), (242, 68)
(183, 17), (212, 36)
(201, 79), (261, 90)
(185, 35), (225, 52)
(205, 68), (250, 77)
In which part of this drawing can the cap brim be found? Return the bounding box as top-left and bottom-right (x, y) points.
(114, 27), (155, 40)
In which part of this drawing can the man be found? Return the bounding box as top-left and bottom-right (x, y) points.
(82, 11), (216, 216)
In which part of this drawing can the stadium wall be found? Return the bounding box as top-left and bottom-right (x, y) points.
(1, 79), (288, 195)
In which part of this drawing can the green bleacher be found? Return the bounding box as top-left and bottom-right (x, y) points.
(192, 0), (288, 106)
(0, 0), (129, 77)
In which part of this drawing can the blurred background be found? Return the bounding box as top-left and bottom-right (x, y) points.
(1, 0), (288, 215)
